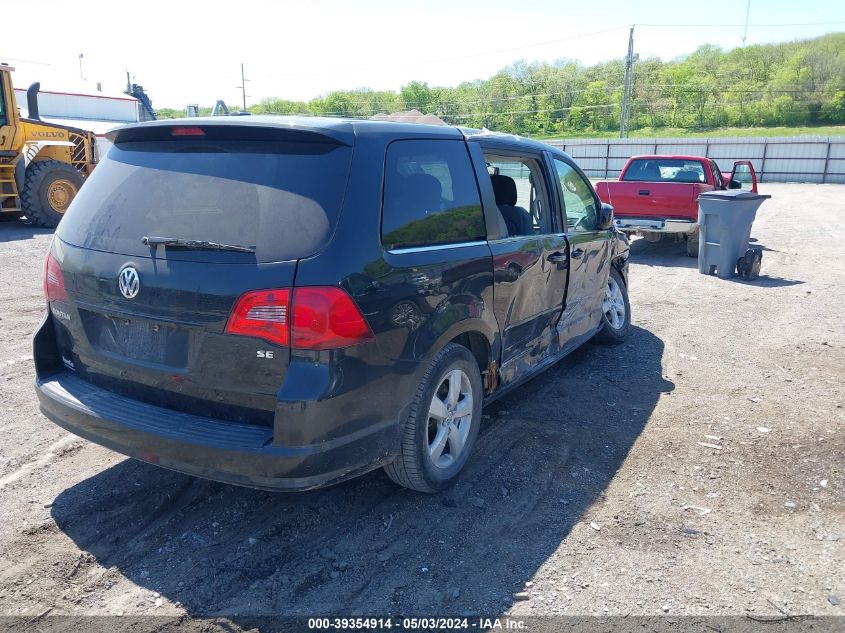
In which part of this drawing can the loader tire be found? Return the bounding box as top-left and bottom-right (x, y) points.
(22, 160), (84, 228)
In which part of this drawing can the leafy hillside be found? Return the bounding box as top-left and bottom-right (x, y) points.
(159, 33), (845, 137)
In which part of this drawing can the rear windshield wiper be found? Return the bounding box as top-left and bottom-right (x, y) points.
(142, 236), (256, 253)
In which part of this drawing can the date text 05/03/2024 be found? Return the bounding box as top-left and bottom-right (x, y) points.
(306, 617), (527, 630)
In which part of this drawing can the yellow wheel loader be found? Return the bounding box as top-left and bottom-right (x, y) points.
(0, 63), (97, 228)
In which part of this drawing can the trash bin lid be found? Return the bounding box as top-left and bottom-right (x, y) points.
(698, 190), (771, 201)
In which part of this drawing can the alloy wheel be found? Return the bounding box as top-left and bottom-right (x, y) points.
(426, 369), (473, 469)
(602, 276), (626, 330)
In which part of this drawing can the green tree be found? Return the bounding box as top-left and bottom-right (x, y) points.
(400, 81), (434, 112)
(158, 33), (845, 135)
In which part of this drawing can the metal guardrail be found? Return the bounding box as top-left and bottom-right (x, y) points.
(545, 136), (845, 184)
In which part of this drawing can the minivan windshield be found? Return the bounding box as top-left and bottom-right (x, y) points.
(57, 140), (353, 263)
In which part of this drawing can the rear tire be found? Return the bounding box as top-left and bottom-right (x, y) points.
(595, 266), (631, 345)
(686, 229), (700, 257)
(21, 160), (84, 228)
(384, 343), (483, 493)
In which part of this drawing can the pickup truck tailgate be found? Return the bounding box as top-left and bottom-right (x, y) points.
(596, 181), (711, 221)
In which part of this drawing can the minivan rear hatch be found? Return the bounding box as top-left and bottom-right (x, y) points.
(50, 121), (353, 425)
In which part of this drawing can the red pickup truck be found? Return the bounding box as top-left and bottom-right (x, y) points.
(596, 155), (758, 256)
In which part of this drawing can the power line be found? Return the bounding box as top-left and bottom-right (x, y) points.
(248, 76), (836, 113)
(251, 22), (841, 85)
(250, 99), (836, 121)
(260, 26), (628, 78)
(635, 86), (835, 93)
(249, 86), (831, 118)
(0, 56), (52, 66)
(252, 86), (836, 119)
(636, 21), (845, 27)
(443, 104), (619, 119)
(255, 85), (628, 114)
(252, 103), (622, 118)
(257, 101), (622, 118)
(433, 86), (626, 107)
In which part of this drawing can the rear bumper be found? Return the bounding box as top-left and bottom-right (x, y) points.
(36, 371), (398, 491)
(614, 217), (697, 234)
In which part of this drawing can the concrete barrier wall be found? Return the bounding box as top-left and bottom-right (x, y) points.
(544, 136), (845, 184)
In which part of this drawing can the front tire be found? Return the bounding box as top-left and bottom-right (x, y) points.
(595, 266), (631, 344)
(384, 343), (483, 493)
(21, 160), (84, 228)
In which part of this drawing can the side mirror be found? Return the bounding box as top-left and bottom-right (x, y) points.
(597, 202), (614, 230)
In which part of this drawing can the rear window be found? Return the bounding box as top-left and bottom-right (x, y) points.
(622, 158), (706, 184)
(57, 139), (352, 263)
(381, 139), (485, 250)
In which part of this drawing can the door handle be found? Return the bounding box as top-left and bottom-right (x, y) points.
(570, 248), (584, 259)
(638, 190), (650, 196)
(547, 251), (568, 263)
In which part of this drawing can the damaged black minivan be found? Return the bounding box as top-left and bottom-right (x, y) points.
(34, 117), (630, 493)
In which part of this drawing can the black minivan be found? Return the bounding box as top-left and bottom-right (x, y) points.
(34, 117), (630, 493)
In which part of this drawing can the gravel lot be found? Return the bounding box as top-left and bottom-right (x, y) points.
(0, 183), (842, 625)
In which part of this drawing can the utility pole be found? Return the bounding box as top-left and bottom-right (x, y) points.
(620, 26), (635, 138)
(741, 0), (751, 46)
(78, 53), (85, 80)
(236, 63), (250, 112)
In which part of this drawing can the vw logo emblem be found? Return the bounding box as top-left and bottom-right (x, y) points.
(118, 266), (140, 299)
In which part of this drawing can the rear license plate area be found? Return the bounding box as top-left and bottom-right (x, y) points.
(80, 309), (189, 367)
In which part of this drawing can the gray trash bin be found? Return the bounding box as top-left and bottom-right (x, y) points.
(698, 190), (771, 279)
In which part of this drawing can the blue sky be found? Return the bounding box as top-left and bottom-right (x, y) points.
(3, 0), (844, 108)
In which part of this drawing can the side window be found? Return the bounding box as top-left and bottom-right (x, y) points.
(554, 159), (598, 232)
(381, 140), (485, 250)
(483, 154), (553, 237)
(0, 77), (7, 127)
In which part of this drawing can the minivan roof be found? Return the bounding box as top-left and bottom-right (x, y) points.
(107, 115), (466, 145)
(461, 127), (566, 155)
(105, 115), (574, 161)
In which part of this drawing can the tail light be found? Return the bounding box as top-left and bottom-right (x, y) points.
(170, 126), (206, 137)
(225, 289), (291, 346)
(291, 287), (374, 350)
(43, 251), (68, 302)
(225, 287), (373, 350)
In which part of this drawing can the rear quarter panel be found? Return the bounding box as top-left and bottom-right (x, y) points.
(292, 130), (498, 425)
